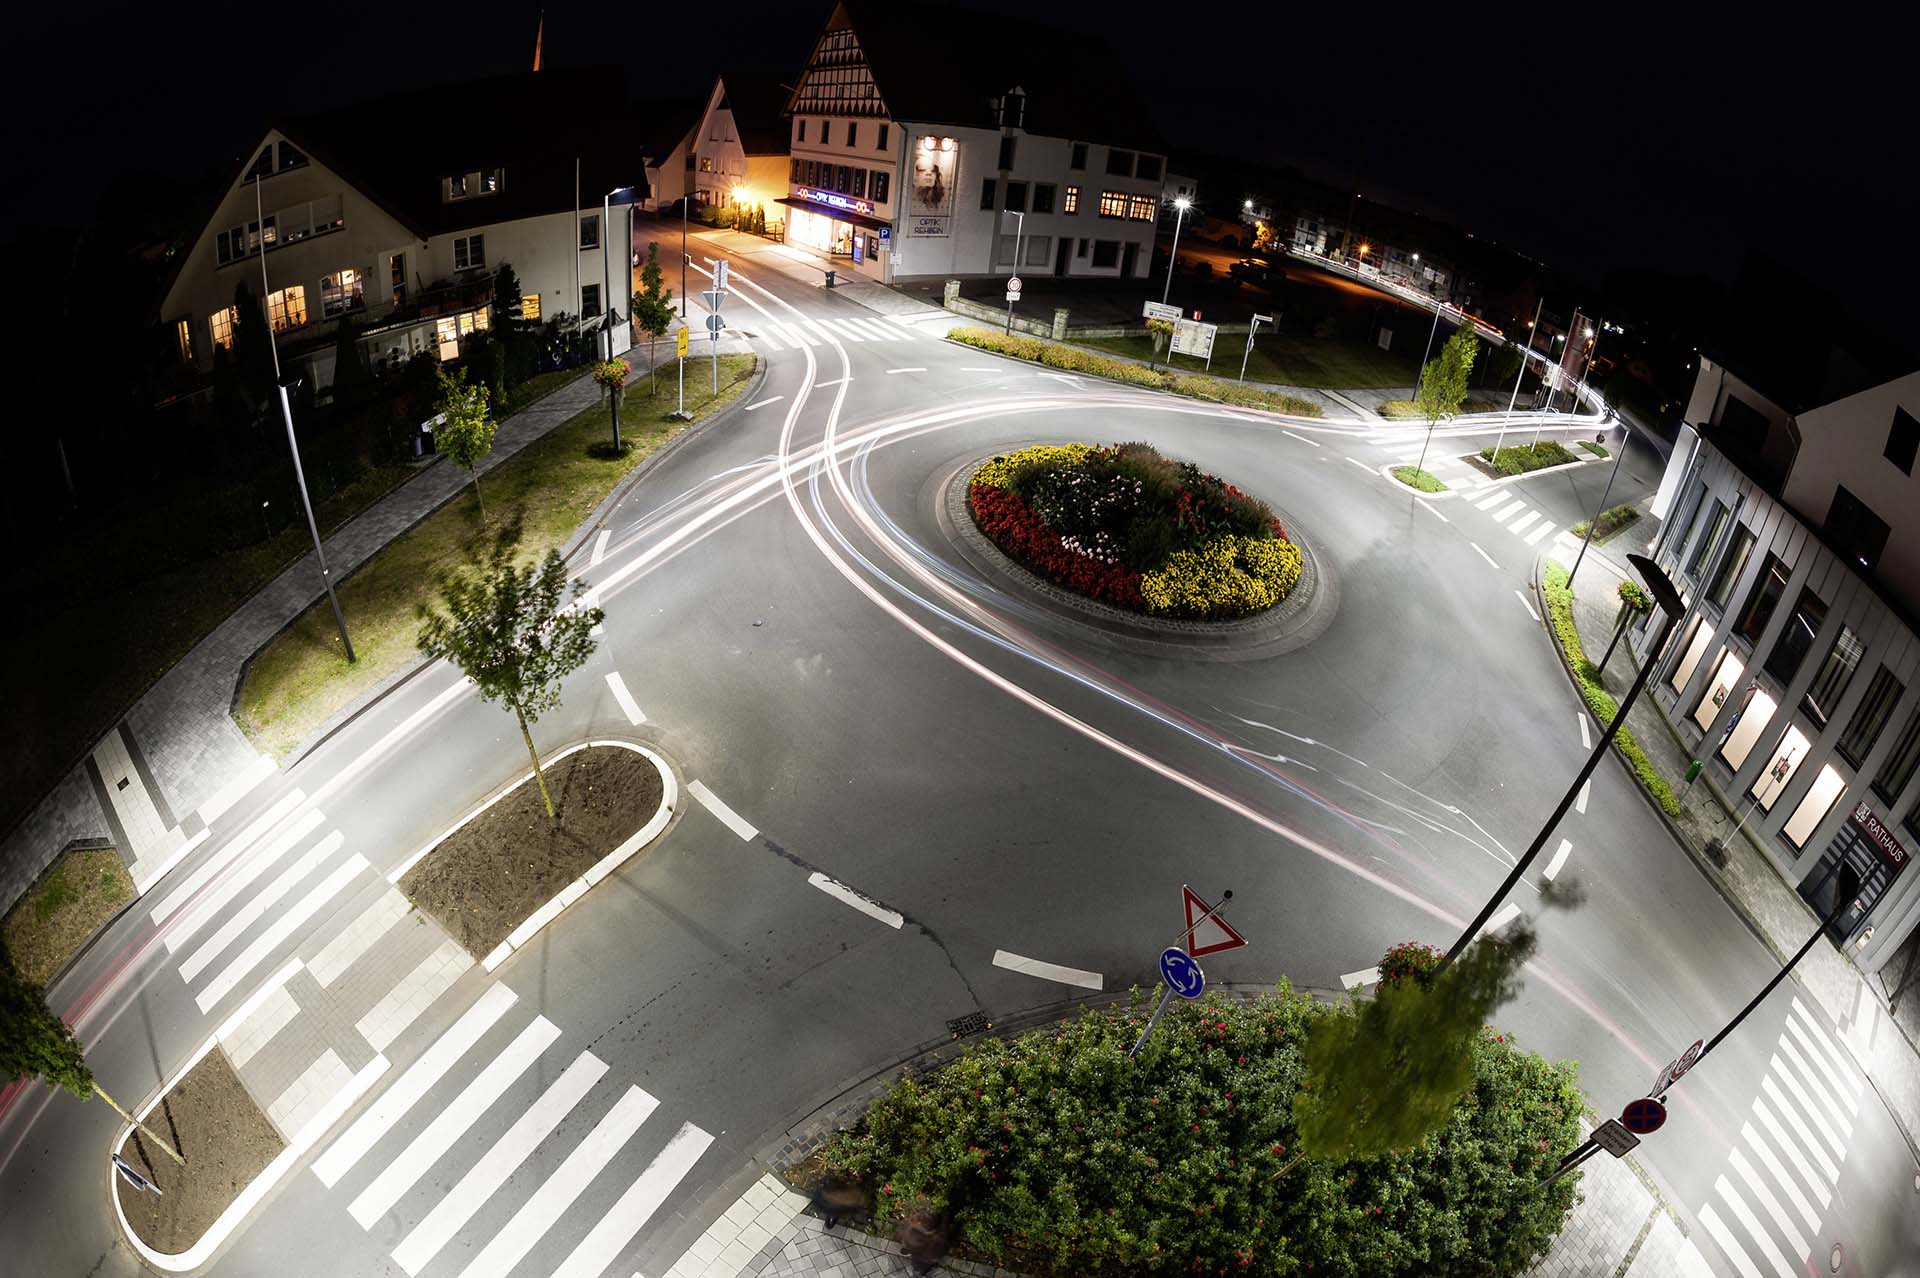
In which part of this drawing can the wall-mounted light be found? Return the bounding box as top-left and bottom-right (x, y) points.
(939, 136), (955, 152)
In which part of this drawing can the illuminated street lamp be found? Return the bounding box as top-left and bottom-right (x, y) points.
(1161, 196), (1191, 306)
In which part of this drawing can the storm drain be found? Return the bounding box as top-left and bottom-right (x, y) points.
(946, 1011), (992, 1039)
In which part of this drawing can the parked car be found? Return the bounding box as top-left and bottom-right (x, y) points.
(1228, 257), (1278, 287)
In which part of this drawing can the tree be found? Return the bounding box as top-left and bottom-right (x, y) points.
(1480, 341), (1522, 391)
(434, 367), (496, 519)
(330, 316), (375, 411)
(416, 518), (604, 819)
(1284, 926), (1534, 1173)
(491, 262), (525, 335)
(231, 278), (276, 408)
(630, 242), (675, 398)
(1415, 321), (1479, 426)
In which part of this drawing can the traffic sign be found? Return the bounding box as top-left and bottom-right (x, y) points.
(701, 290), (727, 311)
(1592, 1118), (1640, 1157)
(1142, 300), (1181, 322)
(1159, 947), (1206, 999)
(705, 313), (726, 334)
(1649, 1039), (1704, 1096)
(112, 1154), (161, 1196)
(713, 259), (730, 292)
(675, 328), (690, 358)
(1620, 1097), (1667, 1135)
(878, 226), (891, 243)
(1183, 885), (1247, 957)
(1007, 275), (1022, 293)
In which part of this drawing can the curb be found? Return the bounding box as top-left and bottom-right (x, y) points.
(1396, 447), (1607, 502)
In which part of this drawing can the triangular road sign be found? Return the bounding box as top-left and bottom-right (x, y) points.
(1183, 884), (1247, 957)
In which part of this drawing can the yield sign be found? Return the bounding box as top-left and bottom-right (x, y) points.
(1183, 885), (1247, 957)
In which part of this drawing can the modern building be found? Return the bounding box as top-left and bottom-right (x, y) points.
(778, 2), (1170, 284)
(1635, 353), (1920, 988)
(644, 73), (791, 219)
(159, 69), (637, 395)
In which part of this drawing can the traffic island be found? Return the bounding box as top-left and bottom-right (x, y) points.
(396, 740), (675, 969)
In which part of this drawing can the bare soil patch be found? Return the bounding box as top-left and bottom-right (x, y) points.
(116, 1048), (283, 1255)
(400, 746), (663, 957)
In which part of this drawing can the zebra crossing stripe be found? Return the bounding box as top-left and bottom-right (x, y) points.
(844, 317), (896, 341)
(1775, 1038), (1854, 1131)
(824, 319), (868, 341)
(180, 827), (343, 980)
(1788, 999), (1858, 1090)
(1739, 1120), (1821, 1231)
(1475, 489), (1510, 510)
(167, 809), (327, 954)
(1781, 1015), (1858, 1111)
(195, 855), (366, 1012)
(151, 790), (305, 924)
(776, 322), (817, 348)
(1508, 510), (1541, 535)
(1524, 522), (1557, 545)
(1727, 1146), (1811, 1264)
(1696, 1202), (1765, 1278)
(1770, 1055), (1848, 1153)
(1759, 1076), (1840, 1181)
(1750, 1095), (1832, 1207)
(548, 1122), (715, 1278)
(1713, 1173), (1796, 1278)
(882, 319), (926, 340)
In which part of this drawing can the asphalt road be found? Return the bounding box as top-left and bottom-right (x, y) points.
(2, 241), (1914, 1278)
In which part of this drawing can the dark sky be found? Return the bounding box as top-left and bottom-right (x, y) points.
(8, 1), (1911, 343)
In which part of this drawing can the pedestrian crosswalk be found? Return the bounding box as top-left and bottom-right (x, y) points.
(1694, 998), (1863, 1278)
(1459, 483), (1568, 553)
(739, 313), (934, 351)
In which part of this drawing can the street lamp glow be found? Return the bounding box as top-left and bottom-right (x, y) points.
(1174, 196), (1191, 211)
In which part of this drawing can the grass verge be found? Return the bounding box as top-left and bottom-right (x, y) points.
(1570, 503), (1641, 543)
(1480, 440), (1578, 476)
(1580, 439), (1610, 458)
(1073, 329), (1413, 390)
(948, 328), (1321, 416)
(237, 354), (756, 757)
(1542, 560), (1681, 817)
(2, 845), (134, 986)
(1391, 465), (1447, 492)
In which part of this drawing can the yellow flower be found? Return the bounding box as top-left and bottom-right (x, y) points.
(1141, 536), (1301, 618)
(971, 443), (1096, 490)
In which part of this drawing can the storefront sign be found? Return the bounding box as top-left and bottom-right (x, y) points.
(908, 134), (957, 237)
(1852, 803), (1910, 870)
(795, 187), (874, 217)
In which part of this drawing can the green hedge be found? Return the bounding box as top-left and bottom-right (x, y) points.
(1542, 562), (1681, 816)
(947, 327), (1323, 417)
(1392, 465), (1446, 492)
(1377, 400), (1425, 419)
(1480, 441), (1577, 476)
(821, 986), (1581, 1277)
(1571, 503), (1640, 542)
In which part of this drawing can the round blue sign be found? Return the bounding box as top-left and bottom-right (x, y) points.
(1159, 947), (1206, 999)
(1620, 1097), (1667, 1135)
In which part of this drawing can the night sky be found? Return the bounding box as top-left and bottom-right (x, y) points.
(7, 1), (1912, 352)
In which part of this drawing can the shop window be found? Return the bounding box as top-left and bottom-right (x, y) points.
(1735, 553), (1789, 645)
(1763, 587), (1828, 686)
(1694, 649), (1746, 730)
(1669, 617), (1712, 693)
(1783, 765), (1848, 848)
(1837, 667), (1903, 768)
(1752, 726), (1811, 810)
(1719, 687), (1777, 769)
(1802, 624), (1863, 729)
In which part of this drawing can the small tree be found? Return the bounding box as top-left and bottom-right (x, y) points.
(591, 358), (631, 449)
(491, 262), (525, 335)
(416, 518), (604, 819)
(231, 278), (276, 408)
(434, 367), (496, 519)
(330, 316), (375, 411)
(630, 243), (675, 397)
(1415, 321), (1479, 426)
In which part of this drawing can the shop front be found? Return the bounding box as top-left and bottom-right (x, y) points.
(778, 189), (891, 281)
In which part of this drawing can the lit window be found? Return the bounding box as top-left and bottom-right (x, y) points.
(1063, 186), (1079, 214)
(209, 306), (237, 351)
(268, 284), (307, 332)
(1782, 765), (1848, 848)
(1098, 191), (1127, 218)
(454, 235), (485, 270)
(175, 318), (195, 363)
(580, 215), (600, 250)
(520, 293), (541, 320)
(1751, 725), (1811, 810)
(449, 173), (469, 199)
(321, 267), (364, 317)
(436, 316), (459, 361)
(1127, 195), (1156, 221)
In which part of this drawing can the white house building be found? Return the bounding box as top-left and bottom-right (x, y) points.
(160, 69), (637, 395)
(643, 73), (790, 218)
(777, 2), (1170, 284)
(1635, 353), (1920, 991)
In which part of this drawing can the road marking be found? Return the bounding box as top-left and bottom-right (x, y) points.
(1416, 501), (1450, 523)
(1475, 489), (1511, 510)
(743, 395), (786, 412)
(195, 854), (366, 1013)
(591, 529), (610, 566)
(1344, 456), (1374, 473)
(355, 939), (472, 1052)
(348, 1015), (560, 1228)
(194, 754), (278, 829)
(689, 781), (757, 841)
(1525, 521), (1557, 545)
(1776, 1038), (1854, 1130)
(551, 1122), (714, 1278)
(1515, 590), (1540, 622)
(1740, 1121), (1821, 1231)
(1782, 1016), (1858, 1111)
(1713, 1173), (1796, 1278)
(1508, 510), (1541, 535)
(1340, 966), (1380, 990)
(1696, 1202), (1765, 1278)
(1788, 999), (1858, 1092)
(1770, 1055), (1848, 1152)
(1480, 902), (1522, 937)
(822, 318), (867, 342)
(884, 367), (926, 375)
(313, 983), (519, 1188)
(992, 949), (1102, 990)
(1579, 714), (1592, 749)
(1282, 430), (1320, 447)
(1760, 1076), (1841, 1181)
(454, 1086), (659, 1278)
(605, 672), (646, 725)
(813, 377), (850, 388)
(151, 790), (305, 924)
(1751, 1095), (1832, 1206)
(808, 872), (904, 928)
(391, 1051), (610, 1276)
(1575, 780), (1590, 814)
(166, 808), (327, 953)
(1542, 839), (1573, 881)
(179, 825), (340, 978)
(1726, 1146), (1811, 1265)
(1470, 541), (1500, 570)
(1490, 499), (1527, 524)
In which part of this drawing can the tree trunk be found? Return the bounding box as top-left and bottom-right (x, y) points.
(649, 334), (658, 398)
(94, 1082), (186, 1167)
(515, 703), (555, 820)
(471, 473), (486, 521)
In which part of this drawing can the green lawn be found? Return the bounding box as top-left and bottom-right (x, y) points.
(237, 355), (756, 757)
(1075, 332), (1418, 389)
(1392, 465), (1447, 492)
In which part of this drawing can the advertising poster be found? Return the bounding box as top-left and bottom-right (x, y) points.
(909, 135), (957, 237)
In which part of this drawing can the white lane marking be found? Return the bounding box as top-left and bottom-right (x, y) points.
(1542, 839), (1573, 881)
(454, 1086), (659, 1278)
(808, 872), (904, 929)
(884, 367), (927, 375)
(1776, 1037), (1855, 1130)
(1525, 521), (1557, 545)
(1741, 1121), (1821, 1232)
(1344, 456), (1374, 473)
(1788, 999), (1858, 1092)
(688, 781), (757, 841)
(883, 319), (927, 341)
(959, 365), (1002, 372)
(813, 377), (850, 388)
(1480, 902), (1522, 937)
(1490, 499), (1527, 525)
(166, 809), (327, 953)
(194, 754), (278, 829)
(1727, 1146), (1811, 1265)
(151, 790), (305, 924)
(550, 1122), (715, 1278)
(1782, 1016), (1858, 1112)
(605, 672), (646, 725)
(778, 321), (819, 348)
(391, 1051), (610, 1276)
(1281, 430), (1320, 448)
(1417, 501), (1450, 523)
(1470, 542), (1500, 570)
(850, 318), (901, 341)
(1770, 1055), (1848, 1151)
(1340, 966), (1380, 990)
(750, 326), (788, 351)
(313, 983), (518, 1187)
(992, 949), (1103, 990)
(1760, 1076), (1841, 1181)
(591, 529), (610, 566)
(1515, 590), (1540, 622)
(348, 1015), (560, 1228)
(1475, 489), (1512, 510)
(1579, 714), (1592, 749)
(1751, 1095), (1833, 1207)
(1575, 780), (1590, 814)
(1508, 510), (1541, 535)
(822, 318), (867, 342)
(195, 855), (366, 1013)
(1714, 1173), (1796, 1278)
(179, 826), (341, 978)
(744, 395), (786, 412)
(1696, 1202), (1766, 1278)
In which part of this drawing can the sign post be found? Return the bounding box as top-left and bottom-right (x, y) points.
(1130, 888), (1242, 1058)
(1648, 1039), (1703, 1098)
(1004, 275), (1023, 334)
(112, 1154), (162, 1197)
(674, 326), (690, 418)
(1130, 946), (1206, 1058)
(1240, 313), (1273, 384)
(703, 284), (727, 397)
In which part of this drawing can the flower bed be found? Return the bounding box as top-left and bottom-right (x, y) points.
(968, 443), (1302, 620)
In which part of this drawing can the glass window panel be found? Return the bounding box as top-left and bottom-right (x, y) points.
(1783, 765), (1848, 848)
(1670, 618), (1712, 693)
(1719, 688), (1776, 769)
(1837, 666), (1903, 768)
(1763, 587), (1828, 685)
(1874, 707), (1920, 804)
(1801, 624), (1863, 728)
(1686, 500), (1727, 576)
(1695, 650), (1746, 730)
(1736, 554), (1790, 645)
(1752, 725), (1811, 809)
(1708, 526), (1755, 608)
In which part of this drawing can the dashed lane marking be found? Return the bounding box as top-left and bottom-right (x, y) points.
(884, 367), (926, 375)
(1575, 779), (1590, 814)
(1542, 839), (1572, 881)
(688, 781), (758, 841)
(1281, 430), (1320, 448)
(807, 872), (904, 929)
(743, 395), (786, 412)
(1340, 966), (1380, 990)
(992, 950), (1103, 989)
(591, 530), (609, 566)
(1344, 456), (1374, 473)
(1515, 590), (1539, 622)
(1470, 542), (1500, 570)
(1579, 713), (1592, 749)
(1417, 501), (1450, 523)
(605, 672), (646, 725)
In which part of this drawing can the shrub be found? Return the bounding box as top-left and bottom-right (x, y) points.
(1580, 440), (1610, 458)
(1617, 579), (1652, 612)
(1574, 503), (1642, 541)
(945, 327), (1322, 417)
(1480, 441), (1577, 476)
(1378, 940), (1444, 989)
(1392, 465), (1446, 492)
(972, 444), (1095, 491)
(968, 484), (1144, 609)
(1377, 400), (1425, 419)
(1139, 535), (1301, 617)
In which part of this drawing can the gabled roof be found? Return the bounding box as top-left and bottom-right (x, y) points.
(717, 72), (795, 156)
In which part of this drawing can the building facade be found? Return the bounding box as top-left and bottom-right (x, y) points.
(1634, 355), (1920, 985)
(644, 73), (790, 218)
(778, 4), (1170, 284)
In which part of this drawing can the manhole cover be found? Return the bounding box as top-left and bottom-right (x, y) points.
(1830, 1242), (1843, 1272)
(946, 1011), (991, 1039)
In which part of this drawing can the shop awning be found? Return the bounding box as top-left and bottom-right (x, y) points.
(777, 196), (893, 235)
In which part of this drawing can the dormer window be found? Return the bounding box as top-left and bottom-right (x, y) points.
(446, 169), (505, 202)
(277, 141), (307, 172)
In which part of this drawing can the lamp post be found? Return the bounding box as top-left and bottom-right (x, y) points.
(1161, 196), (1191, 306)
(1410, 302), (1445, 479)
(1003, 210), (1025, 334)
(1531, 329), (1573, 448)
(1438, 554), (1683, 970)
(602, 186), (632, 449)
(680, 188), (689, 319)
(1566, 417), (1627, 589)
(1492, 299), (1545, 461)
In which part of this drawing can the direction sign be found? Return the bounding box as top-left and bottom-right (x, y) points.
(675, 328), (690, 359)
(1159, 947), (1206, 999)
(713, 259), (730, 292)
(1142, 300), (1182, 322)
(1620, 1097), (1667, 1136)
(705, 313), (726, 334)
(1170, 318), (1218, 359)
(112, 1154), (161, 1196)
(1592, 1117), (1640, 1157)
(1183, 885), (1247, 957)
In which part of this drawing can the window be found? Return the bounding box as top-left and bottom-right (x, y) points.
(454, 234), (484, 270)
(1782, 764), (1848, 849)
(209, 306), (237, 351)
(797, 119), (807, 143)
(582, 284), (601, 318)
(980, 178), (997, 210)
(1004, 180), (1028, 211)
(1736, 553), (1790, 645)
(481, 167), (503, 194)
(685, 153), (695, 170)
(1751, 725), (1811, 809)
(580, 214), (599, 250)
(1826, 485), (1890, 570)
(1127, 194), (1156, 221)
(1091, 239), (1119, 268)
(1876, 708), (1920, 803)
(1098, 191), (1127, 218)
(520, 293), (540, 321)
(876, 124), (888, 150)
(870, 170), (890, 203)
(1685, 499), (1728, 577)
(1076, 237), (1089, 257)
(700, 155), (715, 174)
(1105, 148), (1134, 176)
(1694, 649), (1746, 730)
(449, 172), (469, 200)
(1708, 526), (1755, 608)
(848, 168), (867, 198)
(1801, 624), (1863, 728)
(820, 119), (828, 141)
(1838, 667), (1904, 768)
(1025, 235), (1051, 267)
(320, 268), (364, 318)
(1719, 688), (1777, 769)
(267, 284), (307, 332)
(836, 165), (851, 193)
(1063, 186), (1079, 214)
(1669, 617), (1712, 693)
(846, 121), (857, 146)
(790, 157), (803, 182)
(997, 235), (1018, 267)
(457, 307), (489, 335)
(1033, 183), (1055, 214)
(174, 318), (194, 363)
(1887, 405), (1919, 475)
(277, 141), (307, 172)
(435, 316), (459, 361)
(1070, 142), (1088, 170)
(998, 136), (1015, 170)
(1136, 155), (1163, 181)
(215, 217), (275, 265)
(1763, 587), (1828, 686)
(246, 147), (273, 182)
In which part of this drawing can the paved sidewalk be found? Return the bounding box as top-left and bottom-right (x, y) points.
(1551, 533), (1920, 1163)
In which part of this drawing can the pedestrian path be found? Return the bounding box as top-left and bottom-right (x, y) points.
(1447, 480), (1583, 559)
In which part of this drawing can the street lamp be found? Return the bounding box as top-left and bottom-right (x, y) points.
(1161, 196), (1191, 306)
(602, 185), (632, 449)
(1003, 210), (1025, 334)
